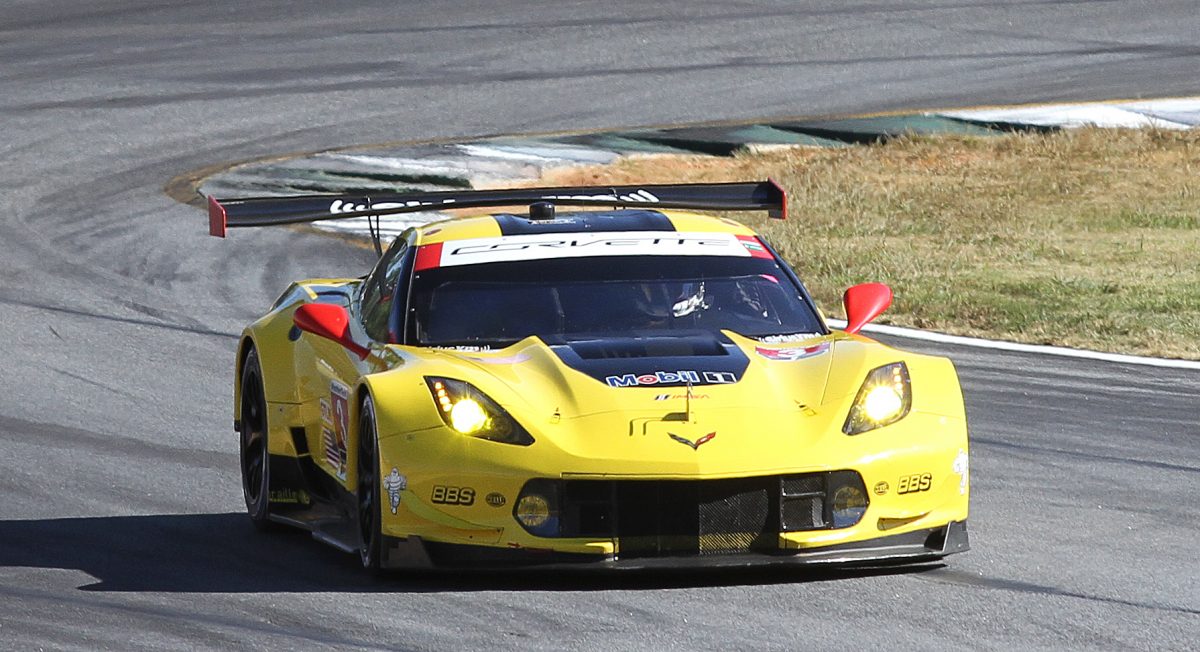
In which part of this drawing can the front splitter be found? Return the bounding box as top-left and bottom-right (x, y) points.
(390, 520), (968, 571)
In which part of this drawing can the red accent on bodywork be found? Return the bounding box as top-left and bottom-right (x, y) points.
(842, 283), (893, 334)
(736, 235), (773, 259)
(208, 196), (227, 237)
(768, 178), (787, 220)
(413, 242), (444, 271)
(293, 303), (370, 359)
(693, 432), (716, 448)
(754, 342), (830, 361)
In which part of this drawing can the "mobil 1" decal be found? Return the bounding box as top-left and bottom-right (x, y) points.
(605, 370), (738, 388)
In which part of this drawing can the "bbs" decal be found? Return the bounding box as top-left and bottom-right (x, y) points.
(431, 485), (475, 506)
(897, 473), (932, 495)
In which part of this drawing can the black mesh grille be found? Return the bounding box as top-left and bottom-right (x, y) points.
(780, 474), (826, 531)
(559, 478), (778, 558)
(616, 478), (776, 558)
(782, 476), (822, 496)
(781, 495), (824, 530)
(551, 472), (856, 558)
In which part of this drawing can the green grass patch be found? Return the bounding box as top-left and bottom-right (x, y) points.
(544, 128), (1200, 359)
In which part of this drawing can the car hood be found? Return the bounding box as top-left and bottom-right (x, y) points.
(418, 331), (873, 475)
(444, 331), (835, 418)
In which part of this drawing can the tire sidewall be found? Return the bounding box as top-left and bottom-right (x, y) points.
(358, 395), (383, 571)
(240, 348), (270, 524)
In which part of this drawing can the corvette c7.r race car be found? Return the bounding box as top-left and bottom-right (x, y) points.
(209, 181), (970, 571)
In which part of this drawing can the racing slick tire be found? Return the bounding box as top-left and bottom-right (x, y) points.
(357, 394), (384, 572)
(239, 347), (272, 529)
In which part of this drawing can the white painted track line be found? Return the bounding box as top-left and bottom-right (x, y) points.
(827, 318), (1200, 370)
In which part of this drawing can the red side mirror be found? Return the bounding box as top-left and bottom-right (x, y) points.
(293, 303), (370, 360)
(842, 283), (893, 334)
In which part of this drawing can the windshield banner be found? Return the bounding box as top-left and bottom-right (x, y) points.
(416, 232), (770, 270)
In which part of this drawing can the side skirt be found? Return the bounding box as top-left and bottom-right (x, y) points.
(264, 452), (433, 568)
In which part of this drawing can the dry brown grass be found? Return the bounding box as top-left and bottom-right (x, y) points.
(543, 128), (1200, 359)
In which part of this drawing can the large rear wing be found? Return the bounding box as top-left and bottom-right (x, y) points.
(207, 180), (786, 237)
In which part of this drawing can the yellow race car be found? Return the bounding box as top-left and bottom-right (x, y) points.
(210, 181), (969, 571)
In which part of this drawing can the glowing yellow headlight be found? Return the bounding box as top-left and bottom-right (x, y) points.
(449, 398), (488, 434)
(862, 385), (903, 422)
(424, 376), (535, 445)
(843, 362), (911, 435)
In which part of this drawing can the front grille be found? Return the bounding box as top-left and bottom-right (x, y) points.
(549, 471), (859, 559)
(781, 475), (826, 531)
(561, 477), (778, 558)
(617, 478), (775, 557)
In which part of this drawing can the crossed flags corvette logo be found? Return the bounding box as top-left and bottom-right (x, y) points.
(668, 432), (716, 450)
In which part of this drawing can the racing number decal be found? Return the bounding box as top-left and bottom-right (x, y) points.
(897, 473), (932, 495)
(323, 382), (351, 480)
(431, 485), (475, 506)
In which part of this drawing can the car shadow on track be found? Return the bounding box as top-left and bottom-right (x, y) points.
(0, 512), (942, 592)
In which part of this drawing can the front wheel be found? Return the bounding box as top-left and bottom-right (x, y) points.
(239, 347), (271, 528)
(357, 395), (383, 571)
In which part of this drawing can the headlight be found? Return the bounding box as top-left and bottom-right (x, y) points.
(830, 483), (868, 528)
(514, 479), (560, 537)
(449, 398), (488, 434)
(425, 377), (534, 446)
(843, 362), (911, 435)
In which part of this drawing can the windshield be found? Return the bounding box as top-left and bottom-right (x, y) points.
(408, 256), (824, 347)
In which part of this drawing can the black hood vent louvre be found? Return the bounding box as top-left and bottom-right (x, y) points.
(566, 335), (727, 360)
(547, 332), (749, 387)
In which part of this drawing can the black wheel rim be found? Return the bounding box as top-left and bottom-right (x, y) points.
(357, 403), (378, 563)
(240, 370), (267, 507)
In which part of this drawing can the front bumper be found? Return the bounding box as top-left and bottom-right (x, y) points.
(384, 520), (968, 570)
(374, 397), (970, 568)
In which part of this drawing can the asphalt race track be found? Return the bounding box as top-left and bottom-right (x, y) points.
(1, 1), (1197, 649)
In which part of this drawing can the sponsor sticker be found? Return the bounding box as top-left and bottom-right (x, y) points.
(755, 342), (831, 362)
(319, 398), (332, 426)
(269, 488), (311, 505)
(485, 492), (507, 507)
(756, 332), (822, 344)
(735, 235), (773, 259)
(897, 473), (932, 495)
(434, 345), (493, 352)
(654, 393), (710, 401)
(953, 449), (969, 495)
(417, 231), (755, 269)
(605, 370), (738, 387)
(873, 481), (889, 496)
(382, 468), (407, 514)
(324, 382), (351, 480)
(431, 485), (475, 506)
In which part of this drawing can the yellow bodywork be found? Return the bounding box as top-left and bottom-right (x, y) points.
(235, 210), (969, 563)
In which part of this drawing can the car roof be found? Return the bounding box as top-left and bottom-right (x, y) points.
(412, 209), (759, 245)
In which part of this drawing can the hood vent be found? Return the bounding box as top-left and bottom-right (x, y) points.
(547, 333), (750, 387)
(565, 335), (727, 360)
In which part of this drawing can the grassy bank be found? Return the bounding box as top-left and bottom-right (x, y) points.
(544, 128), (1200, 359)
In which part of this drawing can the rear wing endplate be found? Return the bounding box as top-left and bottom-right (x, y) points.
(207, 180), (786, 237)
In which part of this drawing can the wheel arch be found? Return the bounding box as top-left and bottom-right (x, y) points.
(232, 336), (256, 427)
(356, 381), (374, 413)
